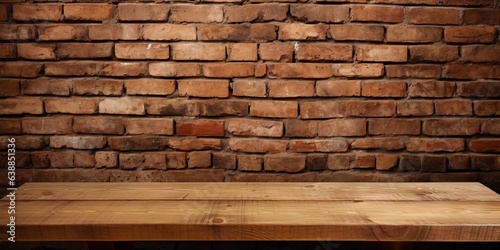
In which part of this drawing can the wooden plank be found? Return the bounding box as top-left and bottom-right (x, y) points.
(11, 182), (500, 202)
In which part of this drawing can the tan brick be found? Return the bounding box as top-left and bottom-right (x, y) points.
(409, 45), (459, 62)
(167, 152), (186, 169)
(118, 3), (169, 21)
(352, 5), (404, 23)
(285, 120), (318, 137)
(0, 98), (43, 115)
(268, 63), (333, 78)
(345, 100), (396, 117)
(259, 42), (294, 62)
(228, 118), (282, 137)
(237, 155), (262, 172)
(409, 81), (454, 98)
(352, 138), (405, 151)
(356, 45), (407, 62)
(290, 139), (348, 153)
(176, 119), (225, 137)
(369, 119), (420, 135)
(227, 4), (287, 22)
(99, 98), (145, 115)
(39, 25), (87, 41)
(333, 63), (384, 78)
(232, 79), (267, 97)
(278, 23), (328, 40)
(115, 43), (169, 60)
(386, 65), (442, 79)
(44, 62), (98, 76)
(444, 26), (496, 43)
(0, 62), (42, 78)
(461, 45), (500, 63)
(187, 151), (212, 169)
(22, 116), (72, 134)
(250, 100), (298, 118)
(50, 151), (74, 168)
(149, 62), (201, 77)
(126, 118), (173, 135)
(57, 43), (113, 59)
(74, 116), (124, 135)
(327, 154), (354, 171)
(296, 43), (352, 61)
(170, 4), (223, 23)
(435, 99), (473, 115)
(64, 4), (114, 21)
(264, 155), (306, 173)
(89, 24), (141, 40)
(13, 4), (62, 21)
(169, 139), (222, 151)
(463, 9), (499, 25)
(199, 24), (276, 41)
(17, 43), (56, 60)
(318, 119), (366, 136)
(0, 25), (35, 40)
(142, 152), (167, 170)
(125, 79), (175, 96)
(45, 98), (97, 114)
(316, 80), (361, 97)
(95, 151), (118, 168)
(423, 119), (480, 136)
(376, 154), (398, 171)
(362, 81), (406, 97)
(443, 64), (500, 80)
(98, 62), (147, 77)
(227, 43), (257, 61)
(291, 5), (348, 23)
(387, 26), (442, 43)
(397, 100), (434, 117)
(331, 24), (384, 41)
(119, 153), (142, 170)
(407, 7), (460, 25)
(203, 63), (255, 78)
(407, 138), (465, 153)
(268, 80), (314, 98)
(108, 136), (169, 151)
(229, 139), (287, 153)
(178, 79), (229, 98)
(300, 101), (347, 119)
(50, 136), (106, 150)
(73, 79), (123, 96)
(172, 43), (225, 61)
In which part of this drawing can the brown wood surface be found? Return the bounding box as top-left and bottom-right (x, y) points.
(1, 182), (500, 242)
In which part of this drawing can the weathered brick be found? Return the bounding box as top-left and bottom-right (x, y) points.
(463, 9), (499, 25)
(318, 119), (366, 136)
(50, 136), (106, 150)
(0, 5), (8, 21)
(142, 152), (167, 170)
(306, 154), (328, 171)
(149, 62), (202, 77)
(57, 43), (113, 59)
(447, 154), (470, 171)
(290, 5), (348, 23)
(178, 79), (229, 98)
(95, 151), (118, 169)
(423, 118), (480, 136)
(228, 118), (282, 137)
(45, 98), (96, 114)
(167, 152), (186, 169)
(461, 45), (500, 63)
(397, 100), (434, 116)
(444, 26), (496, 43)
(17, 43), (56, 60)
(345, 100), (396, 117)
(296, 43), (352, 61)
(482, 119), (500, 135)
(203, 63), (255, 78)
(64, 4), (114, 21)
(0, 25), (35, 40)
(352, 5), (404, 23)
(227, 43), (257, 61)
(268, 80), (314, 98)
(268, 63), (333, 78)
(356, 45), (407, 62)
(409, 81), (455, 98)
(50, 151), (74, 168)
(409, 45), (459, 62)
(31, 152), (51, 169)
(327, 154), (354, 171)
(73, 79), (123, 96)
(407, 7), (460, 25)
(232, 79), (267, 97)
(285, 120), (318, 138)
(0, 43), (16, 59)
(421, 155), (447, 173)
(199, 24), (276, 41)
(264, 155), (306, 173)
(0, 119), (21, 134)
(0, 136), (45, 150)
(474, 101), (500, 116)
(45, 62), (97, 76)
(118, 3), (169, 21)
(119, 153), (143, 170)
(13, 4), (62, 21)
(99, 98), (145, 115)
(176, 119), (225, 137)
(316, 80), (361, 97)
(407, 138), (464, 153)
(172, 43), (225, 61)
(99, 62), (148, 77)
(22, 116), (72, 134)
(443, 64), (500, 80)
(387, 26), (442, 43)
(198, 100), (249, 117)
(170, 4), (223, 23)
(331, 24), (384, 41)
(169, 139), (222, 151)
(227, 4), (287, 22)
(399, 154), (421, 172)
(108, 136), (169, 151)
(39, 25), (87, 41)
(0, 62), (42, 78)
(333, 63), (385, 78)
(368, 119), (420, 135)
(278, 23), (328, 40)
(0, 98), (43, 115)
(125, 79), (175, 96)
(435, 99), (473, 116)
(386, 65), (442, 79)
(213, 153), (237, 170)
(250, 100), (298, 118)
(442, 0), (494, 6)
(469, 139), (500, 153)
(238, 155), (262, 171)
(0, 80), (20, 97)
(115, 43), (169, 60)
(300, 101), (346, 119)
(290, 139), (348, 153)
(471, 155), (500, 171)
(229, 139), (287, 153)
(125, 118), (173, 135)
(259, 42), (294, 62)
(352, 138), (405, 151)
(89, 24), (141, 40)
(74, 116), (124, 135)
(362, 81), (406, 97)
(354, 154), (375, 169)
(144, 24), (196, 41)
(376, 154), (398, 171)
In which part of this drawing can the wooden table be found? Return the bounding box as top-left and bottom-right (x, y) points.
(1, 182), (500, 247)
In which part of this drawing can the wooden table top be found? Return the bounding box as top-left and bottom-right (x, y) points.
(1, 182), (500, 242)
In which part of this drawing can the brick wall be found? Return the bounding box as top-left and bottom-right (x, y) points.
(0, 0), (499, 190)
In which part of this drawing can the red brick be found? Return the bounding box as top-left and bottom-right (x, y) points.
(268, 63), (333, 78)
(115, 43), (169, 60)
(285, 120), (318, 137)
(0, 80), (20, 97)
(228, 118), (282, 137)
(386, 65), (442, 79)
(259, 42), (294, 62)
(176, 119), (225, 137)
(461, 45), (500, 63)
(39, 25), (86, 41)
(169, 139), (222, 151)
(354, 154), (375, 169)
(99, 98), (145, 115)
(264, 155), (306, 173)
(64, 4), (114, 21)
(17, 43), (56, 60)
(318, 119), (366, 136)
(356, 45), (407, 62)
(423, 118), (480, 136)
(227, 4), (287, 22)
(237, 155), (262, 172)
(296, 43), (352, 61)
(0, 43), (16, 59)
(387, 26), (442, 43)
(73, 79), (123, 96)
(397, 100), (434, 116)
(118, 3), (169, 21)
(331, 24), (384, 41)
(333, 63), (385, 78)
(125, 79), (175, 96)
(227, 43), (258, 61)
(13, 4), (62, 21)
(435, 99), (473, 116)
(474, 101), (500, 116)
(89, 24), (141, 40)
(442, 0), (494, 6)
(125, 118), (173, 135)
(345, 100), (396, 117)
(31, 152), (51, 169)
(108, 136), (169, 151)
(213, 153), (237, 170)
(0, 98), (43, 114)
(232, 79), (267, 97)
(482, 119), (500, 135)
(471, 155), (500, 171)
(421, 155), (447, 173)
(45, 62), (97, 76)
(407, 7), (460, 25)
(170, 4), (223, 23)
(167, 152), (186, 169)
(198, 100), (250, 117)
(376, 154), (399, 171)
(49, 136), (106, 150)
(203, 63), (255, 78)
(290, 5), (348, 23)
(278, 23), (327, 40)
(368, 119), (420, 135)
(327, 154), (354, 171)
(50, 151), (74, 168)
(178, 79), (229, 98)
(0, 136), (45, 150)
(229, 139), (287, 153)
(22, 116), (72, 134)
(0, 119), (21, 134)
(45, 98), (96, 114)
(0, 62), (42, 78)
(469, 139), (500, 153)
(409, 81), (454, 98)
(149, 62), (201, 77)
(352, 138), (405, 151)
(268, 80), (314, 97)
(444, 26), (496, 43)
(409, 45), (459, 62)
(447, 154), (470, 171)
(57, 43), (113, 59)
(0, 25), (35, 40)
(95, 151), (118, 169)
(187, 151), (212, 168)
(0, 5), (7, 21)
(99, 62), (147, 77)
(352, 5), (404, 23)
(173, 43), (225, 61)
(463, 9), (499, 25)
(199, 24), (276, 41)
(316, 80), (361, 97)
(362, 81), (406, 97)
(300, 101), (346, 119)
(250, 100), (298, 118)
(443, 64), (500, 80)
(407, 138), (465, 152)
(74, 116), (124, 135)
